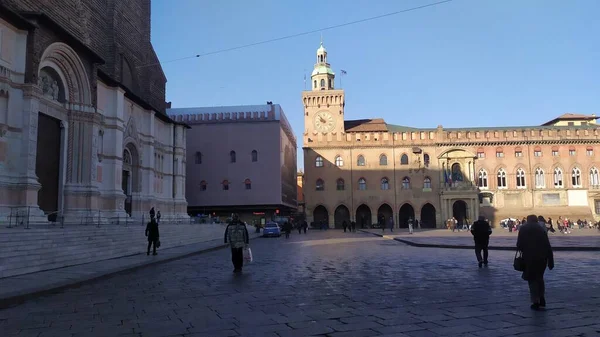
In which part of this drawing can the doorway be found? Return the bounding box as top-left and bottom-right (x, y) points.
(452, 200), (468, 227)
(35, 113), (61, 220)
(122, 149), (133, 216)
(398, 203), (415, 228)
(334, 205), (350, 228)
(355, 204), (372, 228)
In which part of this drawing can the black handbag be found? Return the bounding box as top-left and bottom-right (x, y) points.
(156, 240), (161, 248)
(513, 251), (525, 271)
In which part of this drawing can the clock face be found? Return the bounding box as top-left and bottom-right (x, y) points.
(313, 110), (335, 132)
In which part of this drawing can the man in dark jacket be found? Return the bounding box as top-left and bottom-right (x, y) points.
(145, 218), (159, 256)
(471, 215), (492, 268)
(517, 215), (554, 310)
(224, 213), (250, 273)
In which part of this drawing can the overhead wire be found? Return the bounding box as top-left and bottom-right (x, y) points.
(137, 0), (454, 69)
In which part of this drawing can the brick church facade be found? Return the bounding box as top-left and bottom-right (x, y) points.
(302, 42), (600, 228)
(0, 0), (188, 224)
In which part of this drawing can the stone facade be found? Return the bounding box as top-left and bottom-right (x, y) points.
(169, 104), (298, 224)
(0, 2), (188, 225)
(302, 43), (600, 229)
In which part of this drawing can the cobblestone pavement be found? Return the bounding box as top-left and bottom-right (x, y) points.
(361, 228), (600, 249)
(2, 230), (600, 337)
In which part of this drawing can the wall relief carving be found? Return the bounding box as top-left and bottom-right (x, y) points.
(38, 68), (65, 102)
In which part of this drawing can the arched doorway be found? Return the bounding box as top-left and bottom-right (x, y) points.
(122, 144), (140, 216)
(334, 205), (350, 229)
(420, 203), (437, 228)
(355, 204), (372, 229)
(377, 204), (393, 228)
(398, 203), (415, 228)
(452, 200), (468, 227)
(313, 205), (329, 227)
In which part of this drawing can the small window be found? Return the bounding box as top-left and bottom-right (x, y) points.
(477, 149), (485, 158)
(569, 149), (576, 156)
(380, 177), (390, 190)
(402, 177), (410, 189)
(423, 153), (430, 166)
(572, 168), (582, 188)
(358, 178), (367, 190)
(379, 154), (388, 166)
(568, 122), (575, 126)
(200, 180), (207, 191)
(245, 179), (252, 190)
(516, 168), (526, 188)
(230, 151), (236, 163)
(535, 168), (545, 188)
(336, 178), (345, 191)
(400, 154), (409, 165)
(313, 80), (317, 89)
(335, 155), (344, 167)
(195, 152), (202, 164)
(496, 149), (504, 158)
(251, 150), (258, 162)
(315, 156), (324, 167)
(534, 150), (542, 157)
(552, 150), (559, 156)
(478, 170), (488, 189)
(316, 179), (324, 191)
(586, 147), (594, 157)
(590, 167), (600, 187)
(222, 180), (229, 190)
(515, 150), (522, 157)
(497, 169), (507, 189)
(320, 79), (325, 88)
(553, 168), (563, 188)
(357, 155), (365, 166)
(423, 177), (432, 189)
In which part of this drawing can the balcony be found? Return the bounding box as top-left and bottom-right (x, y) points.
(440, 181), (478, 191)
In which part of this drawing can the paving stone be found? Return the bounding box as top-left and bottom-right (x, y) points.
(1, 231), (599, 337)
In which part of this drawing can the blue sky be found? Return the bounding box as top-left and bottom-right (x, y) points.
(151, 0), (600, 169)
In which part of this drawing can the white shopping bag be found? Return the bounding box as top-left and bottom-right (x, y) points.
(243, 247), (253, 263)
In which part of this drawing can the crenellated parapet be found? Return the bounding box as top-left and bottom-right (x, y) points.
(170, 109), (276, 124)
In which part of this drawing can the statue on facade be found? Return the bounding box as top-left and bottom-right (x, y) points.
(452, 163), (464, 182)
(51, 80), (59, 101)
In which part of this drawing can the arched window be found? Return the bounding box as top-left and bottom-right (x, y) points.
(400, 154), (409, 165)
(478, 169), (488, 189)
(379, 154), (388, 166)
(328, 78), (332, 89)
(497, 169), (507, 189)
(195, 152), (202, 164)
(358, 178), (367, 190)
(200, 180), (207, 191)
(313, 80), (317, 89)
(316, 179), (325, 191)
(516, 168), (526, 188)
(553, 168), (563, 188)
(535, 168), (545, 188)
(336, 178), (345, 191)
(251, 150), (258, 162)
(423, 177), (432, 189)
(229, 151), (236, 163)
(357, 155), (365, 166)
(423, 153), (430, 166)
(320, 79), (325, 88)
(245, 179), (252, 190)
(380, 177), (390, 190)
(571, 167), (582, 188)
(402, 177), (410, 189)
(335, 155), (344, 167)
(222, 180), (229, 190)
(315, 156), (324, 167)
(590, 167), (600, 187)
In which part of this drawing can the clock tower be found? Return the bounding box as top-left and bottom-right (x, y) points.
(302, 41), (345, 142)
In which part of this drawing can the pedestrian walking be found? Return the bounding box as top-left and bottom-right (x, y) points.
(297, 221), (302, 234)
(145, 216), (160, 256)
(156, 210), (161, 224)
(408, 218), (414, 234)
(471, 215), (492, 268)
(351, 221), (356, 232)
(517, 215), (554, 310)
(302, 220), (308, 234)
(284, 222), (292, 238)
(388, 217), (394, 232)
(342, 220), (348, 233)
(224, 213), (250, 273)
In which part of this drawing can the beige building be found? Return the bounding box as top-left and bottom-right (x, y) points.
(302, 42), (600, 229)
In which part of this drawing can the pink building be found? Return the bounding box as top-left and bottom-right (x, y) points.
(168, 103), (297, 223)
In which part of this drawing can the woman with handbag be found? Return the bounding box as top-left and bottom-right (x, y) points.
(516, 215), (554, 310)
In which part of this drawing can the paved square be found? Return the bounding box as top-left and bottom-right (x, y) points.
(1, 230), (599, 336)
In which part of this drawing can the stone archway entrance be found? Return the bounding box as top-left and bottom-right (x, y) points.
(313, 205), (329, 227)
(35, 113), (62, 220)
(398, 203), (415, 228)
(452, 200), (468, 227)
(420, 203), (437, 228)
(334, 205), (350, 229)
(377, 204), (393, 228)
(356, 204), (372, 229)
(122, 144), (140, 216)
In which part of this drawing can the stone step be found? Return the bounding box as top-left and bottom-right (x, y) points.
(0, 224), (232, 279)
